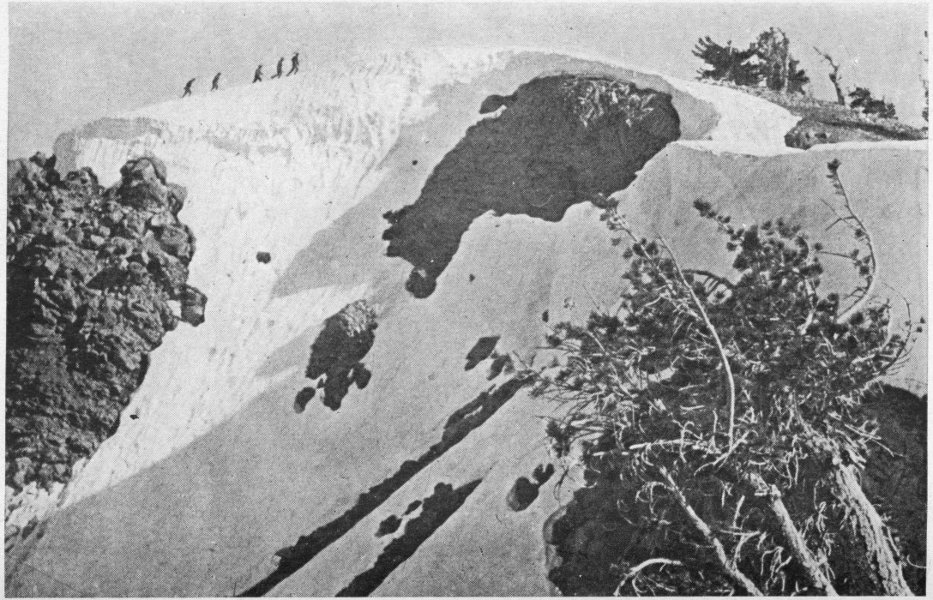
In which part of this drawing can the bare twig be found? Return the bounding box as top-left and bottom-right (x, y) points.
(825, 163), (878, 325)
(660, 467), (763, 596)
(657, 237), (738, 449)
(614, 558), (684, 596)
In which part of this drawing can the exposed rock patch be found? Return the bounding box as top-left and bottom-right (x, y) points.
(383, 74), (680, 298)
(375, 514), (403, 538)
(301, 300), (378, 411)
(337, 480), (483, 596)
(709, 81), (927, 150)
(506, 463), (554, 512)
(479, 93), (518, 114)
(464, 335), (500, 370)
(244, 377), (529, 596)
(6, 154), (204, 505)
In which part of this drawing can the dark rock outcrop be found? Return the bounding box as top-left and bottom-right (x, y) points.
(464, 335), (500, 370)
(302, 300), (378, 411)
(479, 93), (518, 114)
(708, 81), (927, 150)
(6, 153), (204, 496)
(383, 74), (680, 298)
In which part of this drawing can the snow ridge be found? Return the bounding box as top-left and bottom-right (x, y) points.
(10, 46), (801, 528)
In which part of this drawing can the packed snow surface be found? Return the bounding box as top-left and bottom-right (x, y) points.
(7, 48), (925, 597)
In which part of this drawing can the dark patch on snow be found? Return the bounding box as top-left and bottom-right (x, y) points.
(486, 353), (512, 381)
(302, 300), (377, 411)
(464, 335), (499, 370)
(337, 480), (482, 596)
(293, 387), (316, 414)
(382, 74), (680, 298)
(533, 463), (555, 485)
(506, 476), (539, 512)
(507, 463), (554, 512)
(256, 251), (271, 263)
(375, 514), (402, 538)
(240, 376), (529, 596)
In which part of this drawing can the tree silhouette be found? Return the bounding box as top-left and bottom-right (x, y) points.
(694, 28), (808, 94)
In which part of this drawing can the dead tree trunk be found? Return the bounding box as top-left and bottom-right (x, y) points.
(745, 473), (838, 595)
(830, 464), (913, 595)
(814, 47), (846, 106)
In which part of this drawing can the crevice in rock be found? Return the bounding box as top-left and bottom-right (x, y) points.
(382, 74), (681, 298)
(296, 300), (377, 412)
(241, 376), (529, 596)
(337, 479), (483, 597)
(6, 153), (204, 522)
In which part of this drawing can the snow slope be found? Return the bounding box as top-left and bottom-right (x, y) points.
(7, 48), (926, 597)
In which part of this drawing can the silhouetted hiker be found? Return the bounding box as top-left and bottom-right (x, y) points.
(182, 78), (195, 98)
(272, 57), (284, 79)
(211, 72), (221, 91)
(287, 52), (299, 76)
(253, 65), (263, 83)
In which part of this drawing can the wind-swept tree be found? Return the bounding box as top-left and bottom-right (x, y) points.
(531, 161), (919, 595)
(694, 28), (808, 93)
(693, 36), (763, 87)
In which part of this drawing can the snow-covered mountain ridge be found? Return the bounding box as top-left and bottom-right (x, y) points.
(7, 48), (925, 597)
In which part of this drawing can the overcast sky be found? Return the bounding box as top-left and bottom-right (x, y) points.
(8, 2), (928, 158)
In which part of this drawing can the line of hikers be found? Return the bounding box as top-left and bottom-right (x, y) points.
(182, 52), (299, 98)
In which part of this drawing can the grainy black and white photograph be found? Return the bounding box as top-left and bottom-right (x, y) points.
(4, 1), (929, 596)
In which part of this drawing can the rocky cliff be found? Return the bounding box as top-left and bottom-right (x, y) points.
(6, 154), (205, 543)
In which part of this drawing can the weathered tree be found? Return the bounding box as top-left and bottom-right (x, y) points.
(531, 161), (919, 595)
(755, 28), (809, 93)
(694, 28), (808, 93)
(693, 36), (763, 87)
(814, 47), (846, 105)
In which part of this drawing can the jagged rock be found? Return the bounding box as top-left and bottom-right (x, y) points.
(304, 300), (378, 411)
(180, 285), (207, 326)
(479, 93), (518, 114)
(506, 476), (539, 512)
(6, 153), (205, 496)
(384, 74), (680, 298)
(116, 156), (169, 212)
(166, 182), (187, 215)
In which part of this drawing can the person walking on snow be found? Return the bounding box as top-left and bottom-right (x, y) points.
(211, 72), (221, 91)
(287, 52), (299, 76)
(182, 78), (195, 97)
(253, 65), (263, 83)
(271, 57), (284, 79)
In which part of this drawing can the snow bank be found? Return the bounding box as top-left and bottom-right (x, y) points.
(7, 47), (924, 597)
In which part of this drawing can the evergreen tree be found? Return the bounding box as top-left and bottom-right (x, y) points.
(849, 87), (897, 119)
(693, 36), (763, 87)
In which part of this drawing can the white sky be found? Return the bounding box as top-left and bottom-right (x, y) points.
(8, 2), (929, 158)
